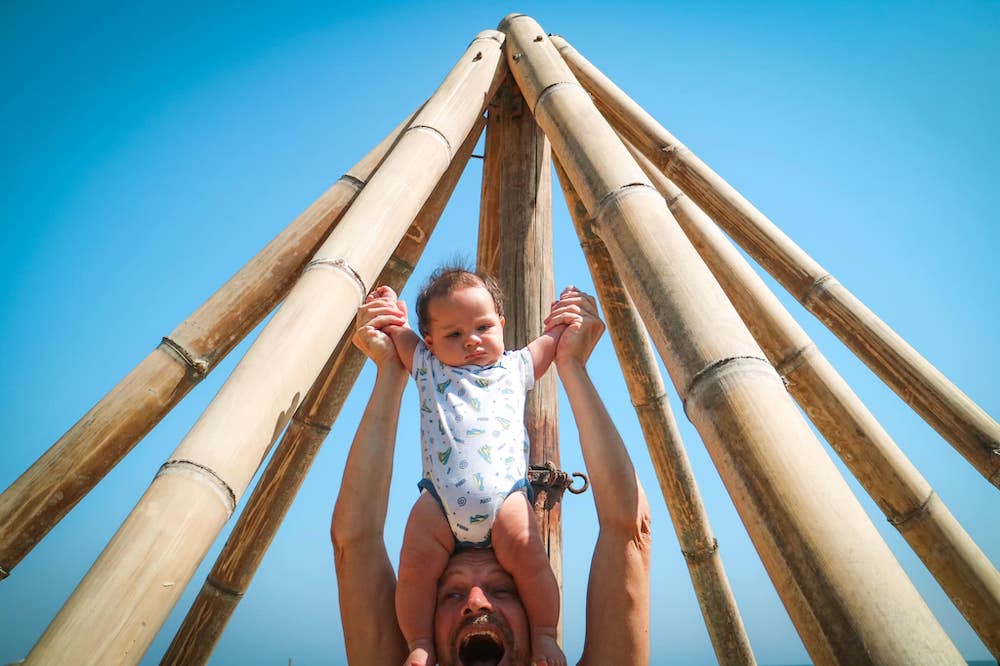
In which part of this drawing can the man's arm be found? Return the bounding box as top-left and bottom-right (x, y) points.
(329, 306), (409, 664)
(548, 288), (651, 665)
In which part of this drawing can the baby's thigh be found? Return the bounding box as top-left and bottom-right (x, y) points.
(492, 491), (543, 560)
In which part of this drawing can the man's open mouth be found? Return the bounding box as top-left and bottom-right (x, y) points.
(458, 628), (505, 666)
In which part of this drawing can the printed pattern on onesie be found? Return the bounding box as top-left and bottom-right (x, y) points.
(412, 340), (534, 546)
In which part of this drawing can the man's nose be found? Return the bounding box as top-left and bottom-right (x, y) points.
(462, 586), (493, 615)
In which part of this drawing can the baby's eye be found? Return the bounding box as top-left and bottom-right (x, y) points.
(446, 332), (461, 339)
(477, 324), (491, 332)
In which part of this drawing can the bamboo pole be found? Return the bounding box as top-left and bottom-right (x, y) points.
(488, 79), (562, 589)
(0, 113), (414, 581)
(26, 31), (506, 664)
(476, 79), (505, 276)
(501, 15), (963, 664)
(549, 34), (1000, 489)
(554, 158), (756, 665)
(627, 142), (1000, 658)
(160, 115), (488, 666)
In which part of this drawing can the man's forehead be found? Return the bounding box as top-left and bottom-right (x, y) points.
(440, 549), (511, 581)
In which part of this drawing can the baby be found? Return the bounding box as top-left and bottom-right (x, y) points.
(367, 266), (567, 666)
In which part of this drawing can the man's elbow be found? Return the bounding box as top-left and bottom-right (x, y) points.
(603, 488), (653, 552)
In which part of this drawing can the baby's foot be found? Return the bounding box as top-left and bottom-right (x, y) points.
(403, 644), (434, 666)
(532, 632), (566, 666)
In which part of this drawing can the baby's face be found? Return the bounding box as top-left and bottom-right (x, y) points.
(424, 285), (505, 367)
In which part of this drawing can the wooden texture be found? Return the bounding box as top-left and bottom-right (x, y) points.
(502, 14), (963, 665)
(160, 115), (488, 666)
(554, 158), (756, 665)
(484, 78), (563, 591)
(0, 113), (412, 581)
(550, 34), (1000, 488)
(628, 143), (1000, 658)
(26, 31), (506, 664)
(476, 82), (504, 276)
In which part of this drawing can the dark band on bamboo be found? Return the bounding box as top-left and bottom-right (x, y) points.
(159, 336), (209, 378)
(682, 355), (774, 408)
(593, 182), (659, 222)
(205, 575), (245, 599)
(632, 391), (669, 410)
(775, 342), (818, 379)
(304, 258), (367, 302)
(384, 254), (415, 276)
(681, 538), (720, 564)
(800, 273), (839, 308)
(291, 413), (333, 435)
(338, 174), (366, 191)
(157, 460), (237, 514)
(404, 125), (454, 161)
(534, 81), (583, 113)
(889, 491), (935, 531)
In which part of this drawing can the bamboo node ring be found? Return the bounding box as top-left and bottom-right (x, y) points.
(681, 539), (719, 564)
(206, 575), (245, 599)
(682, 355), (774, 410)
(801, 273), (839, 307)
(405, 124), (454, 161)
(888, 491), (935, 530)
(293, 413), (333, 435)
(534, 81), (583, 112)
(157, 459), (237, 514)
(305, 258), (368, 302)
(339, 173), (366, 192)
(775, 342), (816, 379)
(593, 182), (658, 222)
(160, 336), (209, 378)
(632, 391), (668, 410)
(660, 143), (691, 167)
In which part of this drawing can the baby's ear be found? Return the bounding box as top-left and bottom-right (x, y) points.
(498, 314), (506, 328)
(423, 334), (434, 352)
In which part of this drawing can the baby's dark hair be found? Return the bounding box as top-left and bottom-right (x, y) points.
(415, 264), (505, 336)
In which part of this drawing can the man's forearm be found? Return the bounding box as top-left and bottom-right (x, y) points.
(331, 363), (407, 548)
(558, 361), (648, 530)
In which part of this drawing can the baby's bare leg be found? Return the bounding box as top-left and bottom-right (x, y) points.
(492, 491), (566, 666)
(397, 491), (454, 666)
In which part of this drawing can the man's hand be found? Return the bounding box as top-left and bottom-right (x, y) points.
(544, 286), (605, 367)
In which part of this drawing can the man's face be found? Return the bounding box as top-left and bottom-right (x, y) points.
(434, 549), (530, 666)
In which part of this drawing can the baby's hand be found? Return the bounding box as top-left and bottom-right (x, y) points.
(363, 285), (409, 331)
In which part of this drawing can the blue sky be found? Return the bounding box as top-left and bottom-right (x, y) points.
(2, 1), (997, 664)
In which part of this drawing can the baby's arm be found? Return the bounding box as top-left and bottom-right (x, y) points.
(526, 322), (568, 381)
(367, 285), (420, 373)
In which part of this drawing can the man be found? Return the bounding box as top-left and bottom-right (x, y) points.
(332, 288), (651, 665)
